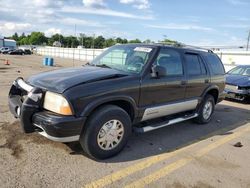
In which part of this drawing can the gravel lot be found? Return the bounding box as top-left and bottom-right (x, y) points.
(0, 54), (249, 188)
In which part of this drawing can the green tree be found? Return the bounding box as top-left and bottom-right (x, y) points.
(49, 34), (64, 46)
(29, 32), (47, 45)
(104, 38), (116, 47)
(19, 37), (30, 45)
(94, 36), (105, 48)
(160, 38), (182, 47)
(64, 36), (79, 48)
(21, 32), (26, 38)
(116, 37), (128, 44)
(143, 39), (153, 44)
(12, 32), (19, 41)
(129, 39), (141, 43)
(84, 36), (95, 48)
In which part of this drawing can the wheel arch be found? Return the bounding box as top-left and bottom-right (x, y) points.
(202, 85), (219, 104)
(80, 96), (138, 122)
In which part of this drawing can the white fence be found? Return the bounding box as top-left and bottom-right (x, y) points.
(215, 51), (250, 71)
(36, 46), (104, 62)
(36, 47), (250, 71)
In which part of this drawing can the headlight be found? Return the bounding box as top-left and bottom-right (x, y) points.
(43, 91), (73, 115)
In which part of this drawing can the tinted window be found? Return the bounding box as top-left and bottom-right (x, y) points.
(155, 48), (183, 76)
(199, 57), (207, 75)
(205, 54), (225, 75)
(185, 54), (206, 75)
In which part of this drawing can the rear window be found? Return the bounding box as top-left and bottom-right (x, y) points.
(205, 54), (225, 75)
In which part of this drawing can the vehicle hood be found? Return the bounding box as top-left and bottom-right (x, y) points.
(28, 66), (128, 93)
(226, 74), (250, 87)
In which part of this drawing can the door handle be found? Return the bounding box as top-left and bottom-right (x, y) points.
(205, 79), (209, 83)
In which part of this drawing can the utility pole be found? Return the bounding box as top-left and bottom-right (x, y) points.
(247, 30), (250, 51)
(73, 24), (76, 67)
(92, 34), (95, 48)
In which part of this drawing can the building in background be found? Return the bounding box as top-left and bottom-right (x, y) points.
(3, 39), (16, 49)
(0, 36), (4, 47)
(0, 37), (16, 49)
(53, 41), (62, 47)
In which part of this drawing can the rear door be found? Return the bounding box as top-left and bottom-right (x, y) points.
(184, 52), (210, 99)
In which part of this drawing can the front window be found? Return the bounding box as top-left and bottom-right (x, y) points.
(91, 45), (155, 74)
(153, 48), (183, 76)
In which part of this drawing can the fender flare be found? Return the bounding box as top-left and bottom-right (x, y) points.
(202, 85), (219, 99)
(80, 95), (138, 118)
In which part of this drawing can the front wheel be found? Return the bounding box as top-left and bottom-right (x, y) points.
(80, 105), (132, 159)
(194, 94), (215, 124)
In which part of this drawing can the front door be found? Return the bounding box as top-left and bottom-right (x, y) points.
(139, 48), (187, 121)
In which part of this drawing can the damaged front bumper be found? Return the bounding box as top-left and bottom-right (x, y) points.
(224, 84), (250, 101)
(8, 78), (85, 142)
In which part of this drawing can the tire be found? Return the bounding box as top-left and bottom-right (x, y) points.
(80, 105), (132, 159)
(194, 94), (215, 124)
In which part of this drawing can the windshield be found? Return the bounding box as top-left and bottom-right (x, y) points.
(91, 45), (155, 74)
(228, 66), (250, 76)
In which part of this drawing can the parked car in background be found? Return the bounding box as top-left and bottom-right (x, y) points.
(0, 47), (12, 54)
(8, 49), (24, 55)
(225, 65), (250, 101)
(24, 49), (32, 55)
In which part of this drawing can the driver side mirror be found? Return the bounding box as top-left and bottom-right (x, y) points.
(151, 65), (167, 78)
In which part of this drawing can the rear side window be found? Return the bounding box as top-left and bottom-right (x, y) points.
(205, 54), (225, 75)
(185, 54), (207, 75)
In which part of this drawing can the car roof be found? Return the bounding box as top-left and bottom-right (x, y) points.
(116, 43), (213, 54)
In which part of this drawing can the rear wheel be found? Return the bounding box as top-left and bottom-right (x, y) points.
(80, 105), (131, 159)
(194, 94), (215, 124)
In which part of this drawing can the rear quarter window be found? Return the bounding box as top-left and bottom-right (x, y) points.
(205, 54), (225, 75)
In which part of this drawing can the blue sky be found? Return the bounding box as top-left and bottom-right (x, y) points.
(0, 0), (250, 46)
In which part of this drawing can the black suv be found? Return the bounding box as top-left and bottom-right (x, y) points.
(8, 44), (226, 159)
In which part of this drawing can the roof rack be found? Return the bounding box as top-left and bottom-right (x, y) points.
(181, 44), (214, 53)
(155, 42), (213, 53)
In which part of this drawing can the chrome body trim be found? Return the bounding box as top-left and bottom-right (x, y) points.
(34, 123), (80, 142)
(141, 99), (198, 121)
(16, 79), (34, 92)
(139, 113), (199, 133)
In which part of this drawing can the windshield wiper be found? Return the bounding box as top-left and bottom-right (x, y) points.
(95, 64), (112, 69)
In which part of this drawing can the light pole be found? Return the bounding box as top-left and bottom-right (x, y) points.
(247, 30), (250, 51)
(92, 34), (95, 49)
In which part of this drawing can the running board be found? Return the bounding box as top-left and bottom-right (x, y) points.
(134, 113), (198, 133)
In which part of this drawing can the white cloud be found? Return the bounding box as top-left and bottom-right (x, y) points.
(0, 22), (32, 36)
(147, 23), (213, 31)
(221, 24), (250, 28)
(0, 0), (154, 38)
(61, 6), (154, 20)
(120, 0), (150, 9)
(227, 0), (250, 5)
(44, 28), (62, 36)
(61, 17), (104, 27)
(82, 0), (106, 8)
(32, 0), (63, 8)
